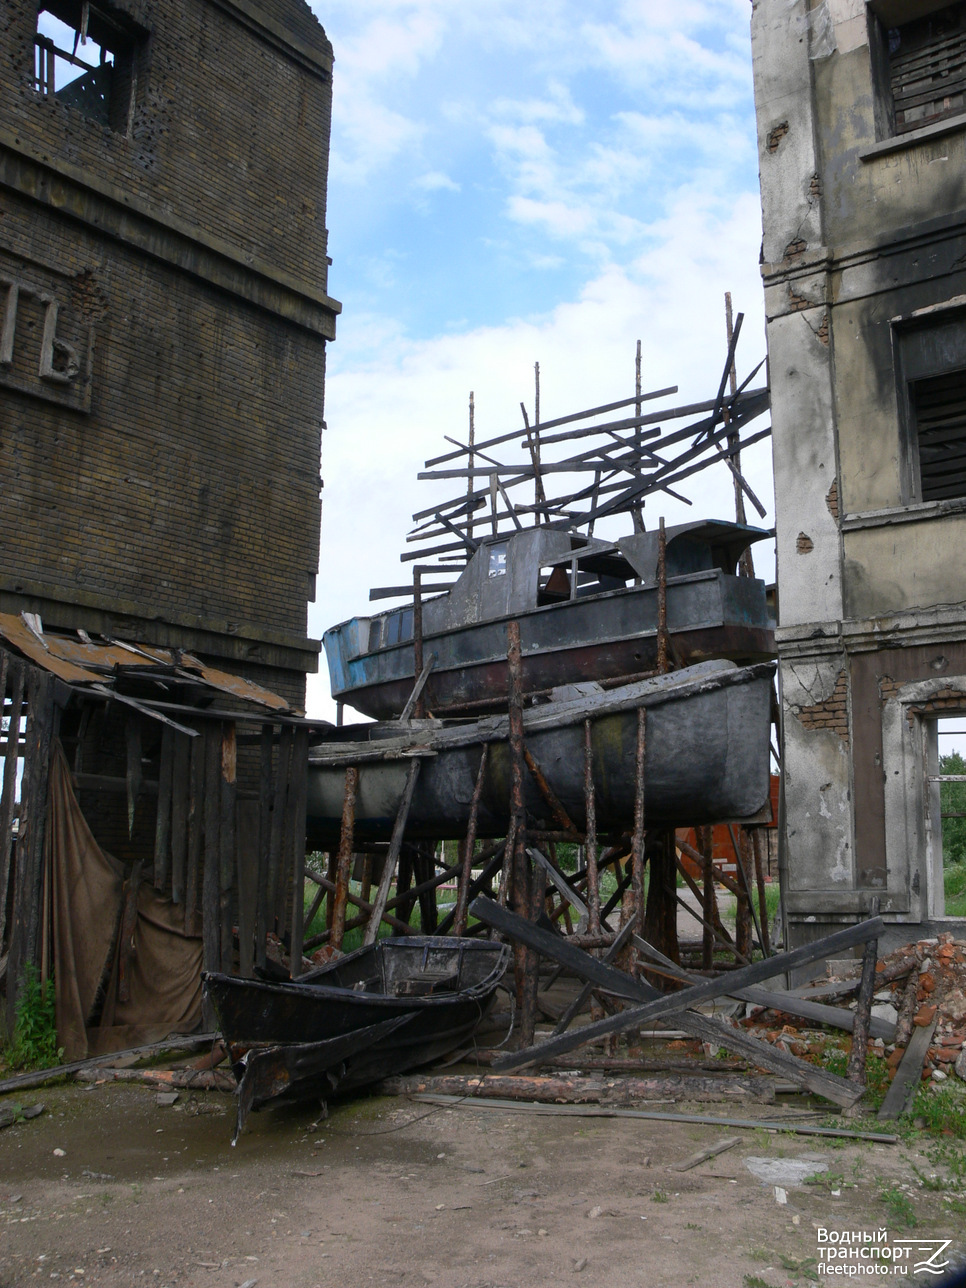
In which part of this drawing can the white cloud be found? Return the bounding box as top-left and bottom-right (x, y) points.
(412, 170), (461, 192)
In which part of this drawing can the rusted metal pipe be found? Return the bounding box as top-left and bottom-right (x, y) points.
(454, 744), (489, 936)
(698, 824), (715, 971)
(524, 745), (580, 836)
(584, 718), (600, 937)
(330, 765), (359, 950)
(656, 518), (669, 674)
(412, 570), (425, 719)
(507, 620), (537, 1045)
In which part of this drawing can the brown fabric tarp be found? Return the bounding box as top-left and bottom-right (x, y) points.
(95, 883), (203, 1054)
(48, 742), (124, 1061)
(47, 741), (203, 1059)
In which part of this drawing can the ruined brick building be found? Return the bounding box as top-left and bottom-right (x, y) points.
(1, 0), (339, 701)
(752, 0), (966, 949)
(0, 0), (339, 1050)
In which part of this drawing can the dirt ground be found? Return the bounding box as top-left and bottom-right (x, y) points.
(1, 1076), (964, 1288)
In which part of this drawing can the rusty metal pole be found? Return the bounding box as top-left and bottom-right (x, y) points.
(583, 718), (600, 937)
(734, 825), (752, 963)
(453, 744), (488, 936)
(412, 569), (425, 719)
(656, 517), (669, 674)
(630, 706), (647, 951)
(751, 827), (771, 956)
(698, 824), (715, 971)
(330, 765), (358, 951)
(467, 391), (475, 547)
(724, 292), (756, 579)
(632, 339), (645, 534)
(507, 620), (537, 1045)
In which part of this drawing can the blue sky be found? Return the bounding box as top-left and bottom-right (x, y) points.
(305, 0), (771, 719)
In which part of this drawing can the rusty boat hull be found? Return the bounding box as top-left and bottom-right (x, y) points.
(307, 660), (776, 845)
(324, 522), (775, 720)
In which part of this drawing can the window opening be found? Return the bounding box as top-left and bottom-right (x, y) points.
(927, 717), (966, 916)
(912, 369), (966, 501)
(888, 3), (966, 135)
(34, 2), (141, 132)
(895, 310), (966, 502)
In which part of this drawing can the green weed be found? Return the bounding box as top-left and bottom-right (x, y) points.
(878, 1183), (917, 1229)
(651, 1189), (668, 1203)
(7, 965), (61, 1071)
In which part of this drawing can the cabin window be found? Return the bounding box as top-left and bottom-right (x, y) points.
(383, 609), (414, 647)
(487, 544), (507, 578)
(537, 565), (572, 606)
(35, 1), (144, 133)
(896, 310), (966, 502)
(368, 620), (382, 652)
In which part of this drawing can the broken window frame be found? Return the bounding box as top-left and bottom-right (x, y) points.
(867, 0), (966, 140)
(893, 306), (966, 505)
(34, 0), (146, 135)
(923, 717), (966, 920)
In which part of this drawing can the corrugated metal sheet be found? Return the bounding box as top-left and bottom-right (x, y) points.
(0, 614), (296, 714)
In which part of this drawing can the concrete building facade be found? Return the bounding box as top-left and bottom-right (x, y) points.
(752, 0), (966, 948)
(1, 0), (340, 707)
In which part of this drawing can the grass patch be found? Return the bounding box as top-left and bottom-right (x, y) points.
(945, 859), (966, 917)
(878, 1183), (917, 1229)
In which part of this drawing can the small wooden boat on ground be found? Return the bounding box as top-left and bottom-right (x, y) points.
(323, 521), (774, 720)
(306, 659), (775, 846)
(203, 936), (510, 1142)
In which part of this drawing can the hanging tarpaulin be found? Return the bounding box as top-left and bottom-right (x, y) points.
(47, 740), (124, 1061)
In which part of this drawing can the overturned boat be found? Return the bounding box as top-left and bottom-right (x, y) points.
(323, 520), (775, 721)
(204, 936), (510, 1141)
(306, 659), (775, 846)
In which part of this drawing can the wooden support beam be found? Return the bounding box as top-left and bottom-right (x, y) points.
(877, 1017), (938, 1121)
(0, 658), (24, 953)
(364, 757), (421, 947)
(453, 745), (488, 937)
(472, 897), (878, 1105)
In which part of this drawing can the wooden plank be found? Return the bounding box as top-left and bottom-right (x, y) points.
(671, 1136), (741, 1172)
(0, 657), (24, 952)
(846, 896), (881, 1089)
(631, 936), (895, 1041)
(153, 726), (174, 891)
(423, 383), (679, 466)
(404, 1095), (898, 1143)
(0, 1033), (220, 1095)
(877, 1018), (938, 1121)
(269, 727), (294, 937)
(288, 726), (310, 974)
(7, 669), (57, 1025)
(201, 722), (222, 999)
(363, 758), (421, 946)
(254, 722), (274, 968)
(472, 898), (874, 1105)
(169, 732), (190, 905)
(184, 726), (204, 936)
(125, 712), (142, 839)
(218, 724), (237, 975)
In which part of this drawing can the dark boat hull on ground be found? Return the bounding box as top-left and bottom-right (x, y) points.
(324, 522), (774, 719)
(306, 660), (775, 845)
(203, 937), (510, 1138)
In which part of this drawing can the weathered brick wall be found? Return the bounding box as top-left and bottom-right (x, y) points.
(2, 0), (333, 287)
(0, 194), (324, 638)
(0, 0), (338, 699)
